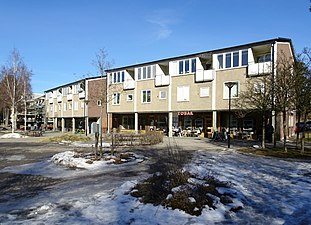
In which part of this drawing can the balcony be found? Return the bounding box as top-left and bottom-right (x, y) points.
(248, 62), (272, 76)
(79, 91), (85, 99)
(67, 93), (73, 101)
(123, 79), (135, 90)
(195, 69), (215, 82)
(155, 74), (170, 87)
(57, 95), (62, 102)
(48, 98), (53, 104)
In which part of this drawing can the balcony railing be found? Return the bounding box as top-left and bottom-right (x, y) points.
(57, 95), (62, 102)
(123, 79), (135, 90)
(79, 91), (85, 99)
(195, 69), (215, 82)
(155, 74), (170, 86)
(67, 93), (73, 101)
(248, 62), (272, 76)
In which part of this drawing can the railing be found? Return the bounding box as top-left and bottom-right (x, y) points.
(79, 91), (85, 99)
(248, 62), (272, 76)
(123, 79), (135, 90)
(57, 95), (62, 102)
(155, 74), (170, 86)
(67, 93), (73, 101)
(195, 69), (215, 82)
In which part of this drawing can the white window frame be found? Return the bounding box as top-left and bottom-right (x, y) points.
(63, 103), (67, 111)
(137, 65), (156, 80)
(223, 81), (239, 99)
(113, 93), (120, 105)
(141, 90), (151, 103)
(127, 94), (133, 101)
(177, 86), (190, 102)
(178, 58), (196, 75)
(74, 101), (79, 111)
(159, 90), (167, 99)
(200, 87), (209, 97)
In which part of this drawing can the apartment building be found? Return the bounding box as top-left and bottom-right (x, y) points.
(106, 38), (295, 139)
(16, 94), (45, 130)
(45, 76), (107, 134)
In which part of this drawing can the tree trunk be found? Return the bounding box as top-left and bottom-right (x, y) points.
(262, 114), (266, 149)
(301, 114), (306, 154)
(11, 106), (16, 133)
(283, 110), (287, 152)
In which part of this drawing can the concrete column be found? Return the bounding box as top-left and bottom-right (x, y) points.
(168, 112), (173, 137)
(61, 118), (65, 133)
(135, 112), (138, 133)
(212, 111), (217, 131)
(72, 118), (75, 134)
(54, 118), (58, 131)
(107, 113), (110, 133)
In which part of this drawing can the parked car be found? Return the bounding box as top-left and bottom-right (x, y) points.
(296, 121), (311, 132)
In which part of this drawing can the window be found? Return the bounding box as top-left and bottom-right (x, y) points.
(142, 90), (151, 103)
(127, 94), (133, 101)
(58, 103), (61, 111)
(97, 100), (102, 106)
(63, 103), (67, 111)
(121, 71), (125, 82)
(233, 52), (239, 67)
(218, 54), (223, 69)
(117, 72), (120, 83)
(200, 87), (209, 97)
(242, 50), (248, 66)
(243, 119), (254, 130)
(223, 82), (239, 99)
(159, 91), (167, 99)
(225, 53), (231, 68)
(256, 53), (271, 63)
(254, 82), (265, 94)
(178, 59), (195, 74)
(177, 86), (190, 101)
(191, 59), (196, 72)
(143, 67), (147, 79)
(68, 103), (72, 110)
(185, 60), (190, 73)
(138, 65), (155, 80)
(113, 93), (120, 105)
(74, 102), (78, 111)
(179, 61), (184, 74)
(138, 68), (141, 80)
(113, 73), (117, 83)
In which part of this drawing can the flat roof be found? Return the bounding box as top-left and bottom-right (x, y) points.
(106, 37), (292, 72)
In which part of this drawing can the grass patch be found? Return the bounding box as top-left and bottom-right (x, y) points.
(45, 134), (91, 143)
(238, 147), (311, 159)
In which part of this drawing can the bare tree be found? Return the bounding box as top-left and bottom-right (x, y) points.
(0, 49), (32, 133)
(274, 51), (296, 152)
(293, 48), (311, 153)
(233, 75), (273, 149)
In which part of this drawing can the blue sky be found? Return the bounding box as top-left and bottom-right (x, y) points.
(0, 0), (310, 93)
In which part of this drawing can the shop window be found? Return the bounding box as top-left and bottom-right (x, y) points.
(243, 119), (253, 130)
(184, 117), (192, 129)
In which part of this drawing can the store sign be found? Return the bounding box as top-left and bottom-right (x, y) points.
(178, 111), (193, 116)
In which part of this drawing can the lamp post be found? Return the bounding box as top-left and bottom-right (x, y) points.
(225, 82), (236, 148)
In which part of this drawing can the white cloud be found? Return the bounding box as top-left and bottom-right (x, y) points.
(146, 9), (178, 40)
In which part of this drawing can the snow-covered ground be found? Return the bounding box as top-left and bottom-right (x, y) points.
(0, 133), (28, 139)
(0, 147), (310, 224)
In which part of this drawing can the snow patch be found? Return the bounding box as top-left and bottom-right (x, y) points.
(0, 133), (28, 139)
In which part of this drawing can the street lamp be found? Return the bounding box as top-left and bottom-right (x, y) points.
(225, 82), (236, 148)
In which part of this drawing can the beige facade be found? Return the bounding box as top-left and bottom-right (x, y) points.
(106, 38), (295, 139)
